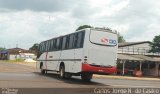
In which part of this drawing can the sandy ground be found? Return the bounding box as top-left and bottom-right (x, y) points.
(14, 62), (37, 68)
(1, 61), (160, 89)
(12, 61), (160, 81)
(0, 62), (36, 73)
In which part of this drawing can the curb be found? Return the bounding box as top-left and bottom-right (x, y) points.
(93, 74), (160, 81)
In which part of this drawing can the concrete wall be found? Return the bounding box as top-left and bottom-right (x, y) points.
(8, 53), (36, 60)
(9, 55), (20, 60)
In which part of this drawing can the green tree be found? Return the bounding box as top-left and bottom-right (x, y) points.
(118, 33), (125, 43)
(150, 35), (160, 53)
(76, 25), (92, 31)
(0, 47), (5, 51)
(29, 43), (39, 54)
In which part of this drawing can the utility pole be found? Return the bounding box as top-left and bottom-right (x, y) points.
(16, 44), (18, 60)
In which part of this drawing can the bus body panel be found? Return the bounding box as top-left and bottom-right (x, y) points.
(73, 48), (84, 73)
(56, 49), (74, 72)
(48, 51), (60, 70)
(88, 29), (117, 66)
(38, 51), (61, 70)
(56, 49), (82, 73)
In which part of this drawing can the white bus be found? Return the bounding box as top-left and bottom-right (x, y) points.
(37, 28), (117, 81)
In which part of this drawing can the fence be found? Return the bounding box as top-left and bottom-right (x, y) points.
(118, 47), (160, 56)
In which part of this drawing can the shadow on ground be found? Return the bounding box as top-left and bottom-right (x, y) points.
(34, 72), (107, 86)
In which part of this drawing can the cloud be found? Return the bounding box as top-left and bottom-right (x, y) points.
(115, 0), (160, 41)
(0, 0), (78, 12)
(0, 0), (160, 49)
(0, 11), (77, 49)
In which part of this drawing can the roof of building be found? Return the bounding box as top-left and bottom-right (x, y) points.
(118, 54), (160, 62)
(7, 48), (27, 51)
(7, 48), (30, 55)
(0, 50), (8, 54)
(119, 41), (151, 47)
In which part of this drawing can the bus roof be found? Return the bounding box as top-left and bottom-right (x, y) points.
(77, 27), (117, 34)
(40, 27), (117, 44)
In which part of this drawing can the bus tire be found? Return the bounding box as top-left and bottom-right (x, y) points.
(40, 63), (46, 75)
(81, 73), (93, 82)
(59, 65), (65, 79)
(41, 67), (46, 75)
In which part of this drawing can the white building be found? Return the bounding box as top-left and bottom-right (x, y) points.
(118, 41), (160, 77)
(7, 48), (36, 60)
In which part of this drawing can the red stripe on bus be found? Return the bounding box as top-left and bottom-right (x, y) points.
(82, 63), (117, 74)
(45, 52), (48, 69)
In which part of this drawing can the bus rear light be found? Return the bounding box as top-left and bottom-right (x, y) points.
(84, 59), (87, 61)
(84, 55), (87, 62)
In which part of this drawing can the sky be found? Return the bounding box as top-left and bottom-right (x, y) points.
(0, 0), (160, 49)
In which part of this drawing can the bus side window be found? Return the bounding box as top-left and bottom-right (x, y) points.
(55, 38), (63, 50)
(48, 41), (50, 51)
(53, 39), (57, 51)
(43, 42), (46, 52)
(68, 34), (74, 49)
(52, 39), (55, 51)
(74, 33), (78, 48)
(40, 43), (42, 52)
(45, 41), (49, 52)
(56, 38), (60, 50)
(59, 37), (63, 50)
(74, 31), (85, 48)
(38, 44), (41, 52)
(50, 39), (54, 51)
(42, 42), (45, 52)
(41, 43), (43, 52)
(80, 31), (85, 48)
(43, 41), (47, 52)
(48, 40), (51, 51)
(65, 35), (70, 49)
(47, 41), (50, 51)
(62, 36), (67, 50)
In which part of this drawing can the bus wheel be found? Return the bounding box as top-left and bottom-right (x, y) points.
(40, 64), (46, 75)
(41, 68), (46, 75)
(81, 73), (93, 82)
(59, 65), (65, 79)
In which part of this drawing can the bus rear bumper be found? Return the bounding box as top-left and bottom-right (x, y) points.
(82, 63), (117, 74)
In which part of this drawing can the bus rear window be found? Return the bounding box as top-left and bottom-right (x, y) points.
(90, 30), (117, 46)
